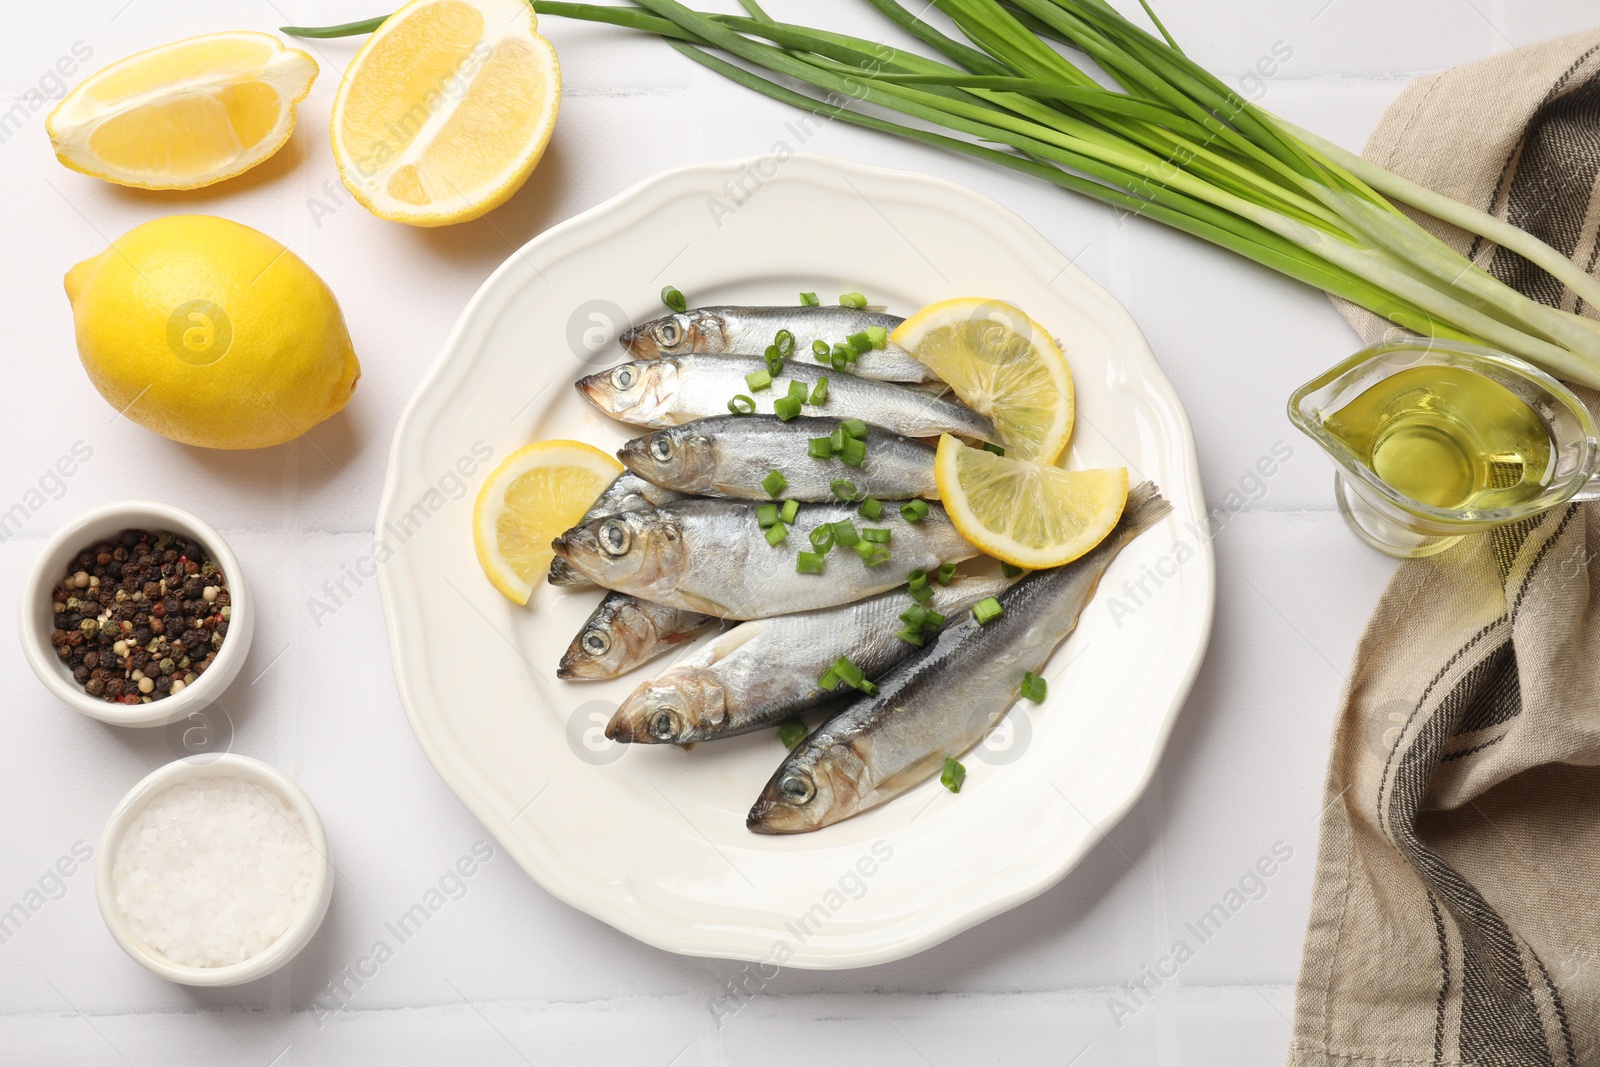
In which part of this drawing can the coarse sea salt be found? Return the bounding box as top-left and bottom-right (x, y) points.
(112, 776), (314, 968)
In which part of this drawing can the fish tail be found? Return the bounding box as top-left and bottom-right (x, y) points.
(1117, 481), (1173, 541)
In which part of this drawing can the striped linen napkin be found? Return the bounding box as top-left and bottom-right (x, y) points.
(1293, 29), (1600, 1067)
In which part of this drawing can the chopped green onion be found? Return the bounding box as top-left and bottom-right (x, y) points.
(831, 656), (865, 689)
(787, 380), (809, 402)
(982, 442), (1006, 457)
(761, 469), (787, 498)
(808, 436), (834, 459)
(922, 610), (946, 632)
(862, 527), (891, 544)
(907, 569), (928, 592)
(973, 597), (1004, 625)
(746, 369), (772, 392)
(817, 667), (840, 690)
(728, 394), (756, 416)
(778, 721), (808, 748)
(936, 562), (958, 586)
(830, 478), (859, 501)
(661, 285), (687, 313)
(1021, 672), (1047, 703)
(858, 497), (883, 520)
(899, 605), (929, 628)
(765, 345), (784, 375)
(829, 427), (846, 453)
(796, 550), (826, 574)
(859, 679), (879, 696)
(830, 345), (853, 371)
(831, 520), (859, 547)
(841, 419), (868, 439)
(1001, 562), (1026, 578)
(941, 757), (966, 794)
(810, 377), (829, 405)
(847, 330), (873, 355)
(775, 329), (795, 357)
(901, 499), (930, 522)
(865, 325), (888, 349)
(895, 627), (925, 647)
(765, 522), (789, 546)
(774, 395), (803, 421)
(839, 292), (867, 309)
(811, 339), (830, 360)
(808, 525), (835, 553)
(799, 292), (819, 307)
(781, 499), (799, 524)
(857, 545), (891, 567)
(839, 437), (866, 468)
(755, 503), (780, 528)
(909, 582), (933, 604)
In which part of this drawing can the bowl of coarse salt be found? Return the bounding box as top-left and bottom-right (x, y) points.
(95, 754), (333, 986)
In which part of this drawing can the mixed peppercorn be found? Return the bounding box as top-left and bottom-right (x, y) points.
(49, 529), (231, 705)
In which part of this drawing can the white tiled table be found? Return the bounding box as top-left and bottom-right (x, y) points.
(2, 2), (1589, 1063)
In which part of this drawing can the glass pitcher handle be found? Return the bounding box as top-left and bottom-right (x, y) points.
(1573, 470), (1600, 503)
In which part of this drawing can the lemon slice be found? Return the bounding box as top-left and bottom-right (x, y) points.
(473, 441), (621, 605)
(935, 435), (1127, 568)
(46, 32), (317, 190)
(330, 0), (560, 227)
(892, 298), (1074, 463)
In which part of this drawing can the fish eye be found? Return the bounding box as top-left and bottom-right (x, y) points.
(648, 708), (680, 741)
(599, 519), (631, 556)
(611, 365), (636, 390)
(777, 773), (815, 805)
(580, 629), (611, 656)
(656, 320), (683, 348)
(649, 435), (673, 462)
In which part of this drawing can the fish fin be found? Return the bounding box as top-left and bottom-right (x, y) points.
(1117, 482), (1173, 540)
(674, 588), (741, 620)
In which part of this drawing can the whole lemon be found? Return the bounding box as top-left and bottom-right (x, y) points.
(64, 215), (361, 449)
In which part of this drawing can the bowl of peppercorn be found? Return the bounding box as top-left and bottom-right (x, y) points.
(19, 501), (253, 727)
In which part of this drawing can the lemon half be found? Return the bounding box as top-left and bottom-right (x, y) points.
(893, 297), (1074, 463)
(473, 441), (622, 605)
(935, 435), (1127, 569)
(47, 31), (317, 190)
(330, 0), (560, 226)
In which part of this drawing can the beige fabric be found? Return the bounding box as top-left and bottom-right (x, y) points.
(1294, 31), (1600, 1067)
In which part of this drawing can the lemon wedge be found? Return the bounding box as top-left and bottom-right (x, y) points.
(474, 441), (622, 605)
(330, 0), (560, 226)
(892, 297), (1074, 463)
(935, 435), (1127, 569)
(46, 32), (317, 190)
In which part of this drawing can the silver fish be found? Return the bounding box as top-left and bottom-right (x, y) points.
(747, 482), (1171, 834)
(576, 357), (994, 442)
(548, 473), (686, 589)
(551, 498), (978, 620)
(607, 574), (1011, 744)
(621, 305), (936, 383)
(557, 591), (718, 680)
(618, 415), (937, 502)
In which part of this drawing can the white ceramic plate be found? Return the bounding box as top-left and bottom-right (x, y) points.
(377, 155), (1213, 968)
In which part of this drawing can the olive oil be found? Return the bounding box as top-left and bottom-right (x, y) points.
(1320, 365), (1553, 511)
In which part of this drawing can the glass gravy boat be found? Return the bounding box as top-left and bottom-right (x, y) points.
(1289, 338), (1600, 558)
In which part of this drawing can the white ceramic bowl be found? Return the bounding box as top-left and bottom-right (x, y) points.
(19, 500), (254, 727)
(95, 754), (333, 987)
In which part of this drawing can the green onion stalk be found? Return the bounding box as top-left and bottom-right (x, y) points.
(284, 0), (1600, 387)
